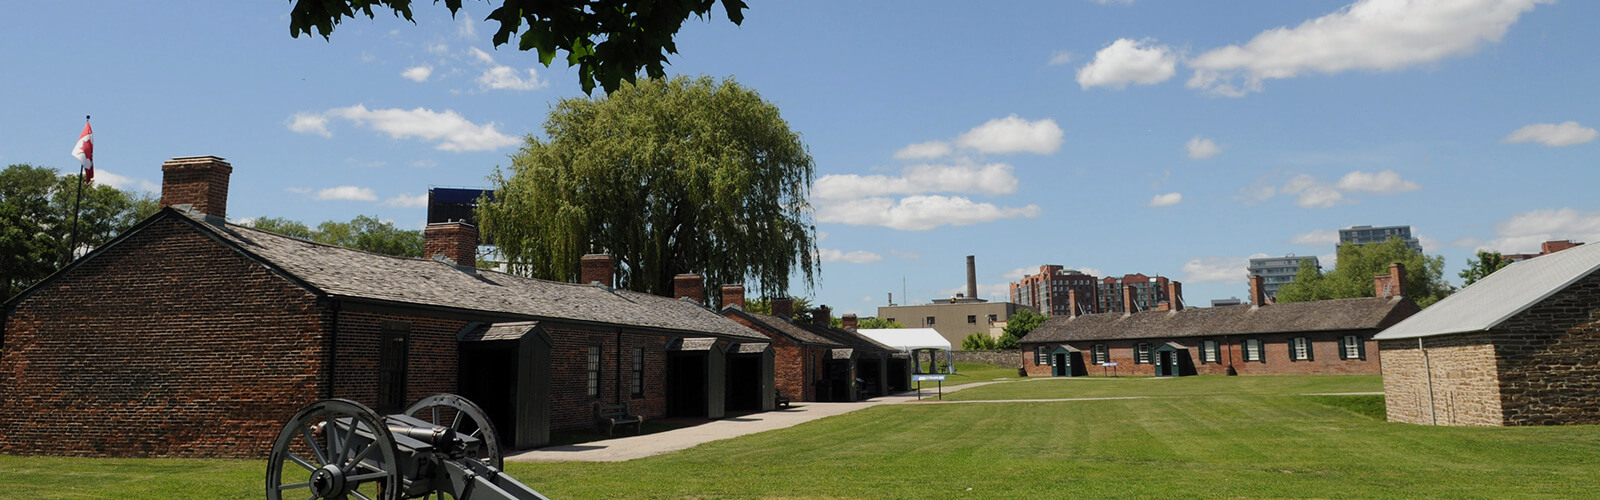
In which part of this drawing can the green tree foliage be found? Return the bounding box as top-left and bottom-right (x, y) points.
(288, 0), (747, 94)
(856, 317), (905, 329)
(961, 332), (997, 350)
(245, 215), (424, 258)
(1459, 250), (1510, 286)
(478, 76), (818, 299)
(2, 165), (158, 300)
(995, 331), (1021, 350)
(1275, 238), (1454, 307)
(742, 297), (814, 323)
(1002, 309), (1046, 340)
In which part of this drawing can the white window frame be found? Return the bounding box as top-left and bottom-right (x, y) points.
(1343, 335), (1361, 359)
(1093, 344), (1109, 364)
(1292, 337), (1309, 361)
(1202, 340), (1219, 363)
(1244, 339), (1262, 362)
(1135, 343), (1150, 364)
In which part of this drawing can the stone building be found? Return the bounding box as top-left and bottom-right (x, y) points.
(1376, 241), (1600, 426)
(1021, 268), (1416, 377)
(0, 156), (773, 458)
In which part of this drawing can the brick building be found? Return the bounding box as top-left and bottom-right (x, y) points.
(1376, 242), (1600, 426)
(1021, 268), (1416, 377)
(1501, 240), (1583, 263)
(722, 295), (845, 403)
(0, 156), (773, 458)
(1009, 265), (1097, 317)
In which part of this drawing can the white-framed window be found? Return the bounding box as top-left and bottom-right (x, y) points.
(1093, 344), (1109, 364)
(1291, 337), (1311, 361)
(1243, 339), (1262, 362)
(631, 347), (645, 397)
(1202, 340), (1219, 364)
(1340, 335), (1365, 360)
(1135, 343), (1151, 364)
(1035, 346), (1047, 365)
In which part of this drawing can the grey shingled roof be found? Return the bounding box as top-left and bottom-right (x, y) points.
(178, 210), (764, 341)
(737, 312), (846, 347)
(796, 322), (898, 354)
(460, 322), (541, 342)
(1025, 296), (1412, 343)
(729, 342), (770, 354)
(1377, 241), (1600, 340)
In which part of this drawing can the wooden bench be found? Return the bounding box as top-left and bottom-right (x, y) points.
(595, 403), (643, 436)
(775, 391), (791, 408)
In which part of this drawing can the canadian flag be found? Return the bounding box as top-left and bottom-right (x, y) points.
(71, 121), (94, 184)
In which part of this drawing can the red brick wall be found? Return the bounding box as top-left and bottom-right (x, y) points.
(544, 326), (670, 431)
(724, 314), (826, 401)
(1021, 331), (1381, 377)
(0, 217), (325, 458)
(330, 310), (465, 412)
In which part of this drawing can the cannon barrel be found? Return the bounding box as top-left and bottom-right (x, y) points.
(384, 415), (458, 450)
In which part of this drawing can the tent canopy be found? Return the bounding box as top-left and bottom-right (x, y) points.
(857, 328), (952, 352)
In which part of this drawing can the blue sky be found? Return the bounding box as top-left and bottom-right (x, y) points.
(5, 1), (1597, 316)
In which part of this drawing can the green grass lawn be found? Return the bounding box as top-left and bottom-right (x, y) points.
(6, 375), (1600, 498)
(935, 361), (1023, 384)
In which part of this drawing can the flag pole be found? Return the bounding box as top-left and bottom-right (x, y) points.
(67, 115), (88, 264)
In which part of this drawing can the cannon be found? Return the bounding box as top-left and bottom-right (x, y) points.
(267, 394), (549, 500)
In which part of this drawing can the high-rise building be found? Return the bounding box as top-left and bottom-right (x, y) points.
(1095, 274), (1175, 315)
(1009, 265), (1097, 317)
(1248, 254), (1320, 299)
(1339, 225), (1421, 252)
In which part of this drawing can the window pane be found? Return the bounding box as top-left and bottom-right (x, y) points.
(587, 346), (601, 398)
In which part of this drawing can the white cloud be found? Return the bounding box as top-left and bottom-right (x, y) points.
(401, 65), (433, 82)
(1291, 229), (1340, 246)
(1076, 267), (1105, 277)
(815, 230), (829, 243)
(1185, 136), (1221, 159)
(93, 169), (158, 193)
(382, 193), (429, 208)
(1258, 170), (1420, 209)
(814, 162), (1021, 201)
(1182, 256), (1252, 284)
(954, 115), (1064, 155)
(1148, 192), (1183, 207)
(293, 104), (520, 152)
(411, 159), (437, 168)
(1077, 38), (1178, 90)
(468, 47), (548, 91)
(316, 186), (378, 202)
(1503, 121), (1598, 147)
(1001, 267), (1033, 281)
(426, 43), (450, 55)
(477, 65), (548, 91)
(1335, 169), (1420, 193)
(861, 296), (875, 303)
(894, 140), (954, 160)
(1047, 50), (1074, 66)
(1188, 0), (1549, 96)
(816, 248), (884, 264)
(288, 112), (332, 137)
(816, 195), (1041, 231)
(1476, 208), (1600, 253)
(286, 187), (313, 195)
(458, 12), (478, 39)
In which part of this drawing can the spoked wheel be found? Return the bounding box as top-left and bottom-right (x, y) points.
(405, 394), (504, 470)
(267, 399), (402, 500)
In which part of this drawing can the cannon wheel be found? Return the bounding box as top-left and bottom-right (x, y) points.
(405, 394), (504, 470)
(267, 399), (402, 500)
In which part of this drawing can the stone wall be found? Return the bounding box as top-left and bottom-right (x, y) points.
(1379, 333), (1503, 426)
(1492, 270), (1600, 425)
(952, 349), (1021, 367)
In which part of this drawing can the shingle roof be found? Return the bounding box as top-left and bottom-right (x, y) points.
(794, 322), (898, 354)
(1376, 242), (1600, 340)
(460, 322), (542, 342)
(175, 210), (764, 341)
(734, 311), (845, 347)
(1025, 297), (1413, 343)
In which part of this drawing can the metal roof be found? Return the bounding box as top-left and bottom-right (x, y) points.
(1376, 242), (1600, 340)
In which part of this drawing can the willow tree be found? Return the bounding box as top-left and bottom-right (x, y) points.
(477, 75), (818, 300)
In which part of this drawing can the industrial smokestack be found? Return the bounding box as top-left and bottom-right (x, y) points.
(966, 255), (978, 300)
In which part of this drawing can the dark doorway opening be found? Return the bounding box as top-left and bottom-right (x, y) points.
(459, 341), (517, 445)
(725, 355), (762, 412)
(665, 354), (708, 417)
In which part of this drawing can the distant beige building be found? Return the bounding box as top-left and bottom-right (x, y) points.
(877, 300), (1032, 349)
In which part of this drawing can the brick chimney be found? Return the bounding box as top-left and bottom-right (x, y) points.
(423, 222), (477, 267)
(1122, 284), (1135, 315)
(1067, 289), (1079, 318)
(720, 285), (746, 309)
(1249, 274), (1267, 307)
(161, 156), (233, 219)
(1157, 301), (1172, 312)
(842, 314), (858, 330)
(673, 274), (705, 304)
(1168, 281), (1184, 312)
(580, 254), (616, 287)
(812, 305), (832, 326)
(1374, 262), (1407, 298)
(771, 297), (794, 319)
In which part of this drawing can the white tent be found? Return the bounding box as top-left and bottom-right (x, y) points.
(857, 328), (951, 351)
(857, 328), (953, 374)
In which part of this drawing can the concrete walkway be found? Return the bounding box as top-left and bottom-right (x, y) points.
(505, 381), (1002, 463)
